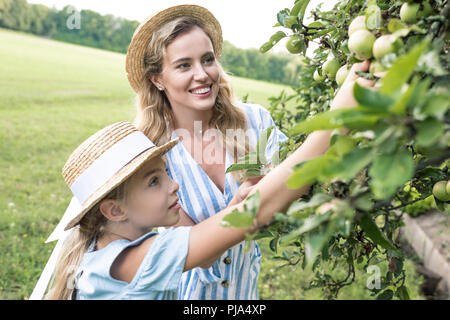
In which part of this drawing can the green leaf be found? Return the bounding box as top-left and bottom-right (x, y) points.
(322, 148), (375, 182)
(380, 38), (430, 96)
(221, 192), (260, 228)
(296, 0), (311, 22)
(221, 208), (254, 228)
(277, 9), (290, 27)
(287, 155), (330, 188)
(377, 289), (394, 300)
(366, 5), (382, 30)
(358, 213), (396, 250)
(289, 109), (347, 135)
(353, 82), (393, 112)
(260, 31), (287, 53)
(290, 0), (304, 16)
(269, 236), (279, 253)
(286, 193), (333, 216)
(249, 229), (273, 241)
(417, 50), (446, 76)
(289, 108), (380, 135)
(304, 222), (335, 265)
(354, 193), (374, 211)
(225, 162), (260, 173)
(369, 149), (415, 199)
(242, 168), (265, 178)
(409, 77), (432, 114)
(372, 126), (398, 154)
(260, 41), (274, 53)
(389, 76), (418, 114)
(257, 126), (274, 164)
(388, 19), (407, 33)
(327, 135), (356, 159)
(288, 136), (358, 188)
(294, 213), (331, 236)
(308, 21), (325, 28)
(332, 109), (381, 130)
(421, 93), (450, 120)
(396, 286), (410, 300)
(269, 31), (287, 43)
(416, 117), (445, 147)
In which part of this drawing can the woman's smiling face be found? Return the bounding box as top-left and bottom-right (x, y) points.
(152, 26), (220, 114)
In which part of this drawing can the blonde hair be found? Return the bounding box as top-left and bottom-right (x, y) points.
(44, 184), (128, 300)
(134, 17), (251, 174)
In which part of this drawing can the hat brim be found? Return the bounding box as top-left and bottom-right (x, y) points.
(126, 4), (222, 93)
(64, 138), (179, 231)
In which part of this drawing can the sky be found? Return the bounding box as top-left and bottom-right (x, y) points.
(27, 0), (337, 53)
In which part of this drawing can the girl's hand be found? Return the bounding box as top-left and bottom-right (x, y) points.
(330, 60), (384, 110)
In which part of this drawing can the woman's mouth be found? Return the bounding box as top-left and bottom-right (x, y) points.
(189, 84), (212, 98)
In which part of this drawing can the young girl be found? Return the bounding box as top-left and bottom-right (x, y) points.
(125, 4), (376, 299)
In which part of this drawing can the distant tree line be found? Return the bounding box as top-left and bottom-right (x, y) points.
(0, 0), (302, 86)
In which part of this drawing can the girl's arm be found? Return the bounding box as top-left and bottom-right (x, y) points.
(184, 129), (331, 271)
(184, 60), (376, 271)
(111, 61), (377, 282)
(171, 177), (262, 229)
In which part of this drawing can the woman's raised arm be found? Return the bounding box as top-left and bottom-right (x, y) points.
(184, 60), (376, 271)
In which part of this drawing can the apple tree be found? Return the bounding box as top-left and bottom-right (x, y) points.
(224, 0), (449, 299)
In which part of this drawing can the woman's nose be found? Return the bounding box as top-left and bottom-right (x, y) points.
(193, 63), (208, 81)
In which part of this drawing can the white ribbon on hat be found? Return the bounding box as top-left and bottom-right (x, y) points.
(30, 131), (155, 300)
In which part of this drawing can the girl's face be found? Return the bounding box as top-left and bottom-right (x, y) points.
(122, 157), (180, 233)
(153, 26), (220, 115)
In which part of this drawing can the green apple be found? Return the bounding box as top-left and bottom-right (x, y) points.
(372, 34), (397, 60)
(336, 64), (350, 86)
(447, 180), (450, 194)
(313, 69), (325, 82)
(400, 2), (433, 24)
(348, 29), (375, 60)
(433, 181), (450, 202)
(369, 61), (387, 75)
(286, 35), (305, 54)
(323, 58), (341, 80)
(400, 3), (419, 24)
(348, 16), (366, 36)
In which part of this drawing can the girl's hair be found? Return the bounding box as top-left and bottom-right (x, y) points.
(44, 183), (128, 300)
(134, 17), (251, 177)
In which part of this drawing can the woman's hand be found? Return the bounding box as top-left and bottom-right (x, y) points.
(228, 176), (263, 206)
(330, 60), (383, 110)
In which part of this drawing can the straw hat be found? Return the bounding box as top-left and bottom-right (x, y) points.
(62, 121), (178, 231)
(126, 4), (223, 93)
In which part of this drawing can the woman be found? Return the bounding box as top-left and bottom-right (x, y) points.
(125, 4), (376, 300)
(126, 5), (287, 300)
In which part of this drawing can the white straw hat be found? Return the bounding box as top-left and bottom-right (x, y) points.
(125, 4), (223, 93)
(62, 121), (178, 231)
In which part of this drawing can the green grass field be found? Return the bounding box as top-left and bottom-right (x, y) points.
(0, 28), (425, 300)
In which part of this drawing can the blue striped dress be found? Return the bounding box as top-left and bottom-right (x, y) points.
(165, 102), (287, 300)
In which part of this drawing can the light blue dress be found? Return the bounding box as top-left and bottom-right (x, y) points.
(166, 102), (288, 300)
(74, 226), (191, 300)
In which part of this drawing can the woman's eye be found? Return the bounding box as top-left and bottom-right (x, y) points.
(177, 63), (190, 69)
(204, 56), (215, 64)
